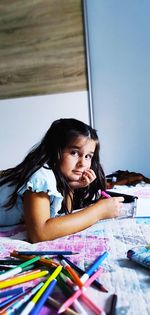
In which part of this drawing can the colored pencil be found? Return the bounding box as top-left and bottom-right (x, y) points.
(58, 274), (87, 315)
(109, 294), (117, 315)
(0, 287), (24, 298)
(0, 289), (33, 315)
(58, 267), (103, 313)
(61, 251), (108, 285)
(0, 288), (30, 309)
(29, 279), (57, 315)
(20, 265), (62, 315)
(0, 268), (44, 285)
(11, 251), (59, 268)
(59, 272), (104, 315)
(2, 282), (44, 315)
(57, 254), (108, 292)
(80, 251), (108, 282)
(101, 191), (111, 198)
(80, 294), (106, 315)
(0, 256), (40, 281)
(46, 296), (79, 315)
(0, 259), (25, 265)
(15, 250), (78, 256)
(0, 265), (36, 272)
(11, 268), (44, 278)
(0, 266), (14, 271)
(0, 270), (49, 289)
(60, 259), (83, 288)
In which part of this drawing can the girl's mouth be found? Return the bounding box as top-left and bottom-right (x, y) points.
(73, 170), (83, 175)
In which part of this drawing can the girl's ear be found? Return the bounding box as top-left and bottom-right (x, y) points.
(57, 150), (61, 161)
(58, 153), (60, 160)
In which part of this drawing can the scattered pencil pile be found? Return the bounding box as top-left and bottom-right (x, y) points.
(0, 250), (109, 315)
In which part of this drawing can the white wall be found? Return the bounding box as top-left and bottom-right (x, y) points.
(85, 0), (150, 178)
(0, 91), (89, 169)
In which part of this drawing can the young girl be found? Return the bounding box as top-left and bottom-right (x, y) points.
(0, 118), (124, 242)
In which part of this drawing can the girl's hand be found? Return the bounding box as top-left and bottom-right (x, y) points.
(78, 169), (96, 188)
(97, 196), (124, 219)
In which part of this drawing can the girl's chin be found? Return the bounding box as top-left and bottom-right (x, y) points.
(68, 180), (81, 189)
(68, 175), (81, 182)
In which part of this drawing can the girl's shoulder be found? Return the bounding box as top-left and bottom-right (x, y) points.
(18, 166), (62, 198)
(31, 166), (57, 186)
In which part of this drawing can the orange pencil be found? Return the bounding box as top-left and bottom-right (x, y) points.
(60, 259), (83, 288)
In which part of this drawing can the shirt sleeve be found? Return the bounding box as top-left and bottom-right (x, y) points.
(18, 167), (63, 200)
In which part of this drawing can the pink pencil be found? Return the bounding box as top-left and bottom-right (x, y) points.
(80, 293), (105, 315)
(60, 273), (104, 315)
(58, 267), (104, 314)
(101, 191), (111, 198)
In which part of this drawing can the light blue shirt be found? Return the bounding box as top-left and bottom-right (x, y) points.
(0, 167), (63, 226)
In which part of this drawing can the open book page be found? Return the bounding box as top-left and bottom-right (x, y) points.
(108, 184), (150, 217)
(136, 198), (150, 217)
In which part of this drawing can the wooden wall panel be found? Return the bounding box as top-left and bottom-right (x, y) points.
(0, 0), (87, 99)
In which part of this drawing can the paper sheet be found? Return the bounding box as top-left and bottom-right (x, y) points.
(109, 184), (150, 217)
(135, 198), (150, 217)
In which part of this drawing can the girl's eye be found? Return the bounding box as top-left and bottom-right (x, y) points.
(85, 154), (93, 160)
(70, 150), (79, 156)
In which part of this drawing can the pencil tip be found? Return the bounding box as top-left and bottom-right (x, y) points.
(70, 252), (79, 255)
(100, 286), (109, 293)
(57, 307), (64, 314)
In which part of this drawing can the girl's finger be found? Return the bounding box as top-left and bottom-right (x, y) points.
(83, 172), (96, 182)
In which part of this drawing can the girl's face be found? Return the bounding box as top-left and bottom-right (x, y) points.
(59, 136), (96, 189)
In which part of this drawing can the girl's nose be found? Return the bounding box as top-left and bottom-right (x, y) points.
(77, 156), (86, 167)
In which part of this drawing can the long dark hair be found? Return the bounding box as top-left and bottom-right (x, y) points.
(0, 118), (106, 212)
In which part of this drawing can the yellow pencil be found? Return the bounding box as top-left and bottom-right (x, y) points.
(33, 266), (62, 302)
(20, 266), (62, 315)
(0, 270), (49, 289)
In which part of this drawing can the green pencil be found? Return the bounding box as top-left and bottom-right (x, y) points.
(0, 256), (40, 281)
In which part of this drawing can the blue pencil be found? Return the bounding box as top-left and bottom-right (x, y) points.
(15, 250), (78, 255)
(81, 251), (108, 281)
(29, 279), (57, 315)
(67, 251), (108, 285)
(4, 282), (44, 315)
(58, 254), (108, 292)
(0, 287), (30, 308)
(20, 265), (62, 315)
(0, 287), (24, 298)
